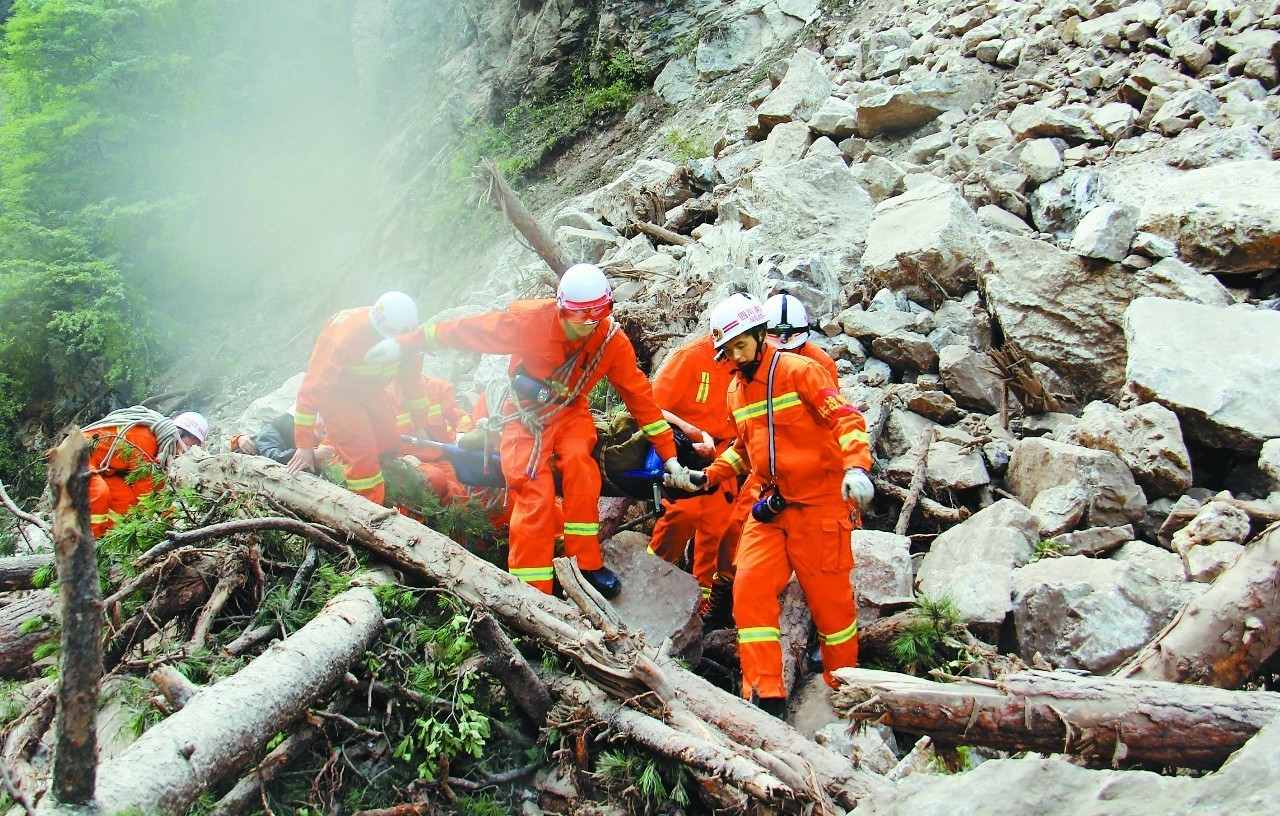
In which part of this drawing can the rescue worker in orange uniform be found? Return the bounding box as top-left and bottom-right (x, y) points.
(763, 290), (839, 381)
(287, 292), (433, 506)
(367, 263), (690, 598)
(395, 376), (473, 503)
(84, 408), (208, 537)
(666, 293), (874, 717)
(645, 334), (740, 616)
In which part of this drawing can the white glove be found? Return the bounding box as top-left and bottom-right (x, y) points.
(364, 336), (402, 365)
(842, 467), (874, 510)
(663, 458), (703, 492)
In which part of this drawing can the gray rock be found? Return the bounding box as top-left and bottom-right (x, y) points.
(916, 499), (1039, 627)
(1138, 160), (1280, 275)
(872, 330), (939, 373)
(758, 48), (831, 128)
(1125, 298), (1280, 451)
(654, 56), (698, 105)
(852, 531), (914, 612)
(1012, 553), (1182, 673)
(1008, 104), (1101, 143)
(1029, 168), (1104, 240)
(1019, 138), (1064, 184)
(601, 532), (701, 658)
(977, 204), (1033, 234)
(760, 120), (812, 166)
(1261, 439), (1280, 492)
(886, 438), (991, 491)
(1006, 437), (1147, 527)
(1070, 202), (1137, 262)
(938, 345), (1004, 413)
(1064, 401), (1192, 498)
(1030, 482), (1089, 538)
(856, 71), (998, 136)
(1048, 524), (1135, 558)
(1185, 540), (1246, 582)
(862, 179), (983, 304)
(808, 95), (859, 138)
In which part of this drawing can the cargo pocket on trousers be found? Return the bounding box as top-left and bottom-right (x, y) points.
(821, 517), (855, 572)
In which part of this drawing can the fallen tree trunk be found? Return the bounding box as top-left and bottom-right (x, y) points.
(88, 587), (383, 816)
(170, 451), (884, 810)
(832, 668), (1280, 769)
(1115, 522), (1280, 688)
(0, 591), (56, 678)
(0, 555), (54, 592)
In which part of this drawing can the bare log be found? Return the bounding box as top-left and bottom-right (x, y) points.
(833, 668), (1280, 769)
(145, 517), (344, 564)
(149, 665), (200, 711)
(170, 451), (885, 810)
(479, 159), (569, 276)
(207, 693), (352, 816)
(632, 220), (694, 247)
(1116, 522), (1280, 688)
(0, 592), (56, 678)
(895, 427), (935, 536)
(874, 478), (969, 526)
(778, 578), (810, 702)
(47, 428), (101, 806)
(0, 479), (50, 536)
(472, 613), (553, 725)
(0, 555), (54, 592)
(91, 587), (384, 816)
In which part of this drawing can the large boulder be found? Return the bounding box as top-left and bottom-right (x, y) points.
(854, 70), (998, 136)
(979, 232), (1231, 400)
(1138, 160), (1280, 274)
(757, 48), (831, 128)
(1063, 401), (1192, 498)
(1124, 298), (1280, 451)
(916, 499), (1038, 627)
(740, 153), (875, 271)
(1006, 437), (1147, 527)
(861, 179), (984, 305)
(1012, 554), (1183, 673)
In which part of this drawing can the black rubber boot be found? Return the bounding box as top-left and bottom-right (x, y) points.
(757, 696), (789, 720)
(700, 581), (734, 631)
(582, 566), (622, 599)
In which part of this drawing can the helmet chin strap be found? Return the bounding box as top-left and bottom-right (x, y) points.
(736, 329), (768, 379)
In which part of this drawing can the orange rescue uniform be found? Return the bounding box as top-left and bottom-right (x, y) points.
(86, 425), (162, 537)
(646, 336), (739, 600)
(395, 376), (472, 503)
(792, 340), (839, 382)
(423, 300), (677, 593)
(295, 307), (432, 505)
(703, 342), (872, 700)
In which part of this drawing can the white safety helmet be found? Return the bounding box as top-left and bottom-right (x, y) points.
(708, 292), (768, 349)
(556, 263), (613, 320)
(370, 291), (420, 338)
(173, 411), (209, 445)
(763, 291), (811, 350)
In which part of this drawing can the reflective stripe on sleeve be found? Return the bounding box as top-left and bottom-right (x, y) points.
(640, 418), (672, 437)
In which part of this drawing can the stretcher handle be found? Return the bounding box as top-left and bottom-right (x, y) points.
(400, 435), (446, 450)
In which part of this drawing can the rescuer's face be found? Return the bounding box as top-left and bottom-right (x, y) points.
(725, 334), (760, 369)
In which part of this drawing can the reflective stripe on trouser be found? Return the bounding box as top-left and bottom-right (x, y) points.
(501, 409), (602, 593)
(733, 500), (858, 699)
(648, 478), (738, 589)
(89, 472), (154, 538)
(323, 391), (402, 506)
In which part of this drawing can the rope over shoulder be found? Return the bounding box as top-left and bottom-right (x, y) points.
(82, 405), (185, 469)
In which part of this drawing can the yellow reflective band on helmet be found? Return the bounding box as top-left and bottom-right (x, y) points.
(406, 395), (431, 411)
(294, 412), (317, 427)
(395, 413), (411, 426)
(733, 391), (802, 422)
(696, 372), (710, 404)
(424, 324), (440, 351)
(563, 522), (600, 537)
(840, 430), (870, 449)
(346, 472), (385, 491)
(511, 566), (555, 583)
(738, 627), (781, 644)
(719, 448), (747, 475)
(641, 418), (672, 437)
(818, 620), (858, 646)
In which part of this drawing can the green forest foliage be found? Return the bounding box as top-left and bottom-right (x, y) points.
(0, 0), (373, 492)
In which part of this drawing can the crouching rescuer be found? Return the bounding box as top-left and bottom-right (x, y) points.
(665, 293), (875, 715)
(366, 263), (691, 599)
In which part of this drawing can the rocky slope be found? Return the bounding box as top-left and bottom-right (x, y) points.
(221, 0), (1280, 810)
